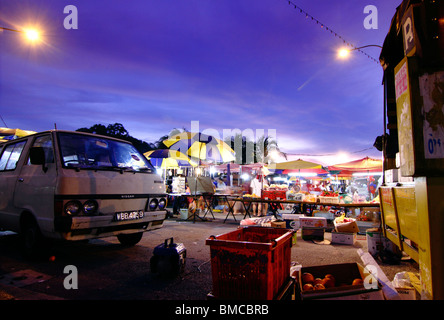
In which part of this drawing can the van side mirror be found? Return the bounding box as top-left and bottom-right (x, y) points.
(30, 147), (48, 172)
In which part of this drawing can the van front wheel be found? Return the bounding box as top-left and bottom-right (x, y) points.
(21, 217), (47, 259)
(117, 232), (143, 246)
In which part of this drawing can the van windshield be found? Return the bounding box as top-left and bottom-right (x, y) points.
(58, 132), (155, 172)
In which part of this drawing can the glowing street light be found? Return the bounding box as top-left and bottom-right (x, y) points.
(24, 28), (40, 42)
(337, 44), (382, 60)
(1, 26), (42, 44)
(338, 48), (351, 59)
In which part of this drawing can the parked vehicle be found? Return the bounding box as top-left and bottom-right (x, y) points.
(0, 130), (167, 256)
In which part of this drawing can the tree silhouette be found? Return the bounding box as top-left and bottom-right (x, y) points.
(76, 123), (154, 154)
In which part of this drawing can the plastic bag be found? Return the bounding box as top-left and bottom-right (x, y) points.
(392, 272), (421, 292)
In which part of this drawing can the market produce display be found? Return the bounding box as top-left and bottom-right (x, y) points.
(320, 191), (339, 197)
(301, 272), (364, 291)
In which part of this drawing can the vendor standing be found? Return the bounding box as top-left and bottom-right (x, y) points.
(250, 174), (269, 216)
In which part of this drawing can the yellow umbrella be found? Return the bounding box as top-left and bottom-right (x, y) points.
(144, 149), (198, 169)
(0, 127), (36, 142)
(163, 132), (235, 163)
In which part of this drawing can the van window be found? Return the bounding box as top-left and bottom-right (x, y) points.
(58, 132), (155, 172)
(0, 140), (27, 171)
(27, 135), (55, 164)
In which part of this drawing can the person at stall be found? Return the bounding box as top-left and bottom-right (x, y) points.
(171, 180), (188, 215)
(368, 177), (378, 200)
(250, 174), (269, 216)
(217, 177), (227, 190)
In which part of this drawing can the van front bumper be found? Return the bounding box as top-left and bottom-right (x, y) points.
(54, 211), (167, 241)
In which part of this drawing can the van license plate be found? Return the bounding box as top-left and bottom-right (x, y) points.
(115, 211), (144, 221)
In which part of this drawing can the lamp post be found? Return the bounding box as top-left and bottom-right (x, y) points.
(1, 26), (41, 43)
(337, 44), (385, 185)
(337, 44), (383, 59)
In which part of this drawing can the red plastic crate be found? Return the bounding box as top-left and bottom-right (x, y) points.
(261, 190), (286, 200)
(274, 190), (287, 200)
(206, 226), (293, 300)
(261, 190), (275, 200)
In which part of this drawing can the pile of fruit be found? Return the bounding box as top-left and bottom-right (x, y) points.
(320, 191), (339, 197)
(334, 213), (355, 224)
(242, 194), (260, 198)
(269, 184), (288, 190)
(301, 272), (363, 291)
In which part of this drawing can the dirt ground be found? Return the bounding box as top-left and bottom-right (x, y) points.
(142, 211), (419, 299)
(0, 211), (420, 300)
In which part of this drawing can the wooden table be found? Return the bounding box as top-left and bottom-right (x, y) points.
(221, 196), (381, 223)
(181, 194), (215, 223)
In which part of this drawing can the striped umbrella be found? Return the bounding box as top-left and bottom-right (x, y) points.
(162, 132), (235, 164)
(144, 149), (198, 169)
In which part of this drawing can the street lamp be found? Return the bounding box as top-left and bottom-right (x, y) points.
(337, 44), (382, 59)
(24, 29), (40, 42)
(1, 26), (41, 44)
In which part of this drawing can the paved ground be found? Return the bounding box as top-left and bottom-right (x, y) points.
(0, 210), (419, 301)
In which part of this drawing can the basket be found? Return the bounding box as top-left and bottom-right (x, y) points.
(318, 196), (340, 204)
(206, 226), (293, 300)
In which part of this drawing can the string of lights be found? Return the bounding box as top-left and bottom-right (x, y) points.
(286, 0), (380, 64)
(284, 147), (376, 157)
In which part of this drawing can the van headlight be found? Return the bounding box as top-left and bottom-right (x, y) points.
(64, 201), (82, 216)
(158, 198), (167, 210)
(148, 199), (158, 211)
(83, 200), (98, 215)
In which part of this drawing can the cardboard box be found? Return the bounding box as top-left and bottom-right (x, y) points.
(331, 232), (357, 245)
(300, 216), (327, 228)
(282, 214), (303, 230)
(334, 218), (359, 233)
(392, 271), (419, 300)
(395, 287), (417, 300)
(298, 263), (383, 300)
(271, 221), (286, 228)
(313, 211), (334, 220)
(301, 227), (325, 241)
(366, 229), (398, 256)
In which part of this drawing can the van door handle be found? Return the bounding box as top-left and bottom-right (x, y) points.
(18, 178), (24, 182)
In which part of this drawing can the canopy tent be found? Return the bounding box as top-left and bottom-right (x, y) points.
(0, 127), (36, 142)
(162, 132), (235, 164)
(328, 156), (383, 173)
(212, 162), (266, 174)
(213, 163), (241, 173)
(283, 167), (329, 175)
(266, 159), (323, 171)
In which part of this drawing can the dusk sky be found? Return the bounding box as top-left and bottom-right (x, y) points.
(0, 0), (401, 165)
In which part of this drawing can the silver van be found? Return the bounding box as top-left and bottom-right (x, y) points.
(0, 130), (167, 255)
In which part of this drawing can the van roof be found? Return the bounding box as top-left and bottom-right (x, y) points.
(1, 129), (132, 145)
